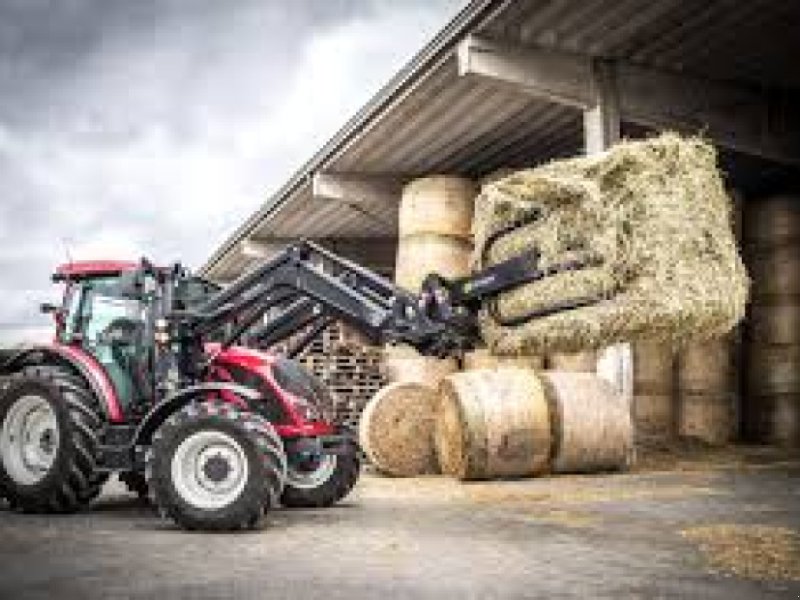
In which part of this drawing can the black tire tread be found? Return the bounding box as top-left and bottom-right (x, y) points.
(281, 437), (360, 508)
(146, 400), (286, 531)
(0, 365), (105, 512)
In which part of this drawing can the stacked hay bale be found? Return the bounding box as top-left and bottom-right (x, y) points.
(383, 344), (458, 387)
(395, 175), (476, 292)
(362, 175), (476, 474)
(547, 351), (597, 372)
(676, 192), (743, 445)
(676, 336), (738, 445)
(463, 348), (543, 371)
(385, 174), (473, 425)
(632, 339), (675, 445)
(743, 195), (800, 447)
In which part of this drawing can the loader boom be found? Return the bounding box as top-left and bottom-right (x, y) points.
(174, 237), (603, 361)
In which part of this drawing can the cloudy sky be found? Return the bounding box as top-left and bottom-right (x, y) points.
(0, 0), (464, 345)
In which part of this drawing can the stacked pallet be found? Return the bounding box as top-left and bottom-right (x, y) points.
(296, 321), (386, 431)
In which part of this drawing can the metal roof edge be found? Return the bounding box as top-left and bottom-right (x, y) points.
(199, 0), (509, 277)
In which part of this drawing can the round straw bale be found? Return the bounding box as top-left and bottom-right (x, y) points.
(547, 351), (597, 372)
(747, 301), (800, 346)
(633, 393), (675, 442)
(399, 175), (477, 238)
(395, 233), (472, 292)
(540, 371), (633, 473)
(744, 393), (800, 447)
(678, 392), (736, 446)
(383, 345), (458, 387)
(435, 368), (551, 480)
(746, 345), (800, 396)
(677, 337), (736, 394)
(747, 244), (800, 297)
(358, 382), (440, 477)
(744, 194), (800, 248)
(633, 340), (674, 395)
(463, 348), (544, 371)
(676, 336), (738, 445)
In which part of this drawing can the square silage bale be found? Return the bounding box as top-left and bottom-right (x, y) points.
(473, 133), (749, 355)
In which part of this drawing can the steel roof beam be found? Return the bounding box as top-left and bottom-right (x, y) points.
(311, 172), (404, 205)
(457, 34), (800, 165)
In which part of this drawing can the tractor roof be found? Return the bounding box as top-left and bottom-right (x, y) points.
(53, 261), (139, 282)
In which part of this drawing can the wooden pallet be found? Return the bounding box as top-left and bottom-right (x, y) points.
(294, 321), (386, 431)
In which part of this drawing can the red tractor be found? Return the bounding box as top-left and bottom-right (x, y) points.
(0, 256), (362, 530)
(0, 235), (592, 531)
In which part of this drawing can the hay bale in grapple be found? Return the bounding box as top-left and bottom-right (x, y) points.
(359, 381), (440, 477)
(473, 134), (749, 355)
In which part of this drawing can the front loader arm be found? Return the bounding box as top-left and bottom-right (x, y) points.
(177, 241), (463, 355)
(178, 233), (603, 358)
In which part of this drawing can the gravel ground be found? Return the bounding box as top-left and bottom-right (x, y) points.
(0, 447), (798, 600)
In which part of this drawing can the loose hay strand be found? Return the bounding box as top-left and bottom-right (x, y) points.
(681, 525), (800, 581)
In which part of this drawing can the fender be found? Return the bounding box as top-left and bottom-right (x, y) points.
(0, 344), (125, 423)
(134, 381), (262, 447)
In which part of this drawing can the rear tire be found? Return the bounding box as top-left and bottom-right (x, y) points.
(0, 366), (104, 513)
(147, 401), (286, 531)
(281, 437), (360, 508)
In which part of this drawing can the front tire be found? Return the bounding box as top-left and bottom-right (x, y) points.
(147, 401), (286, 531)
(281, 438), (360, 508)
(0, 367), (104, 513)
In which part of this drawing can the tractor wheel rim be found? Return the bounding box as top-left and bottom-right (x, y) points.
(0, 395), (59, 485)
(287, 454), (337, 490)
(171, 430), (249, 510)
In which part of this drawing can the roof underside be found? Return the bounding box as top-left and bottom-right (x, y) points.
(203, 0), (800, 281)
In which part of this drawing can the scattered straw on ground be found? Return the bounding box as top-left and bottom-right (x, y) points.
(527, 508), (598, 528)
(681, 525), (800, 581)
(473, 132), (749, 354)
(633, 440), (800, 474)
(466, 482), (721, 506)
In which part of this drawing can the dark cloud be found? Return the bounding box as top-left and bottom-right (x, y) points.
(0, 0), (463, 341)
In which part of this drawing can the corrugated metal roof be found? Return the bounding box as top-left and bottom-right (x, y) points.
(203, 0), (799, 281)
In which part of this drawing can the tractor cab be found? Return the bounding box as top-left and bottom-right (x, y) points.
(49, 261), (156, 412)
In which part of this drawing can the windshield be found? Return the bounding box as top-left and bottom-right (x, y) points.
(63, 276), (145, 344)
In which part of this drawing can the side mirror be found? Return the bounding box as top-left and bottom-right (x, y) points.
(40, 303), (59, 314)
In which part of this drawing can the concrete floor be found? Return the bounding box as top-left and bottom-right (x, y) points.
(0, 448), (798, 600)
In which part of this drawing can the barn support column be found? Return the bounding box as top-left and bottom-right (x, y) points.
(583, 60), (634, 404)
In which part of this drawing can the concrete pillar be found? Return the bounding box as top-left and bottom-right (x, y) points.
(582, 60), (634, 404)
